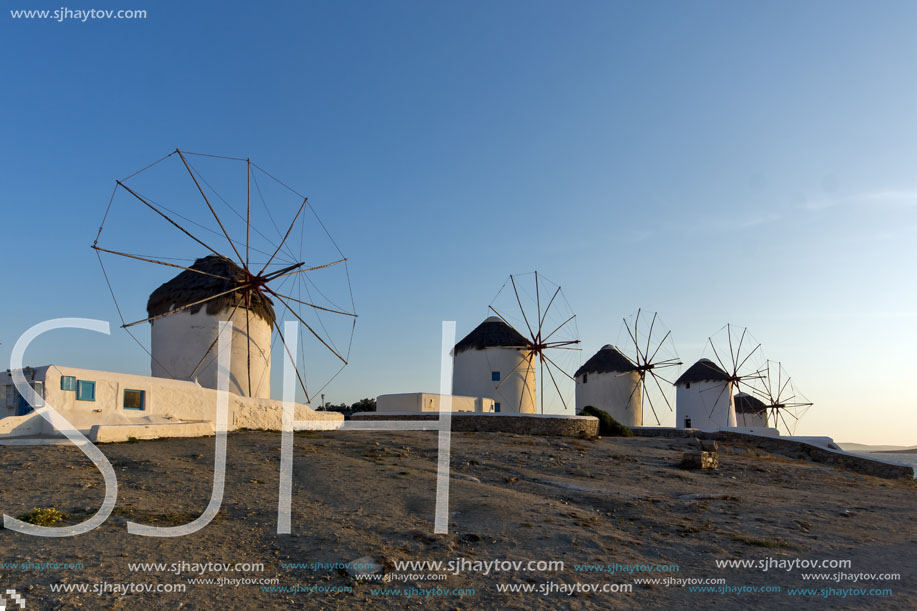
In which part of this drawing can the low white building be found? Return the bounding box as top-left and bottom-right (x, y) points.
(375, 393), (494, 414)
(0, 364), (340, 442)
(674, 358), (735, 431)
(574, 345), (643, 427)
(452, 316), (536, 414)
(734, 392), (769, 428)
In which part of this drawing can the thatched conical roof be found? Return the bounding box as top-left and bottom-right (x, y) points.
(734, 392), (767, 414)
(454, 316), (531, 355)
(675, 358), (730, 385)
(146, 255), (275, 325)
(575, 344), (637, 378)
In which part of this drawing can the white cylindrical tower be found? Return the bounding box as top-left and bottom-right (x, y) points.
(734, 392), (769, 428)
(574, 344), (643, 427)
(148, 255), (273, 399)
(675, 358), (735, 431)
(452, 317), (536, 414)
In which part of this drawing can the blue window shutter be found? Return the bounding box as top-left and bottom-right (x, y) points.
(77, 380), (96, 401)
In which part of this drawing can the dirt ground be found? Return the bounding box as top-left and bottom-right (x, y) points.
(0, 431), (913, 609)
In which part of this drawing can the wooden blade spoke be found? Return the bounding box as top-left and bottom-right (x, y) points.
(494, 349), (534, 391)
(187, 294), (245, 380)
(623, 375), (644, 421)
(648, 370), (674, 412)
(542, 358), (568, 412)
(778, 375), (793, 401)
(535, 271), (541, 343)
(262, 261), (306, 281)
(734, 342), (762, 376)
(177, 149), (245, 265)
(727, 325), (737, 374)
(777, 409), (793, 435)
(519, 353), (534, 412)
(91, 245), (230, 280)
(707, 337), (731, 376)
(509, 275), (536, 341)
(706, 382), (729, 420)
(649, 372), (676, 386)
(543, 340), (581, 348)
(623, 317), (643, 365)
(258, 197), (308, 277)
(541, 314), (576, 344)
(487, 306), (531, 346)
(122, 284), (248, 328)
(266, 289), (347, 364)
(538, 286), (561, 331)
(246, 158), (251, 270)
(116, 180), (224, 258)
(245, 293), (252, 396)
(273, 319), (311, 404)
(181, 151), (248, 162)
(267, 291), (357, 317)
(542, 352), (575, 381)
(268, 258), (347, 279)
(634, 309), (641, 363)
(734, 326), (748, 373)
(781, 408), (800, 421)
(647, 330), (672, 365)
(644, 383), (661, 426)
(645, 312), (657, 368)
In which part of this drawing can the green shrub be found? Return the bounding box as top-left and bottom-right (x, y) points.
(582, 406), (634, 437)
(17, 507), (68, 526)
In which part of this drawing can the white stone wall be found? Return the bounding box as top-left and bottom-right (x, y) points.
(376, 393), (495, 413)
(675, 380), (736, 431)
(574, 370), (643, 427)
(452, 347), (536, 414)
(150, 306), (271, 399)
(0, 364), (340, 437)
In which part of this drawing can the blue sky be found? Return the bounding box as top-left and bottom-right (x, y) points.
(2, 1), (915, 444)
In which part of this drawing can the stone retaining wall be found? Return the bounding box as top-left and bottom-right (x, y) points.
(351, 412), (598, 438)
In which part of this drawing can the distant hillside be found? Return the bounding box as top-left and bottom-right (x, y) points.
(839, 442), (917, 453)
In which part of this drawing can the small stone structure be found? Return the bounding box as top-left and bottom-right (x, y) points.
(681, 451), (718, 470)
(680, 439), (719, 470)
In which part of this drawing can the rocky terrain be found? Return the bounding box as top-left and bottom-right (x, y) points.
(0, 431), (913, 609)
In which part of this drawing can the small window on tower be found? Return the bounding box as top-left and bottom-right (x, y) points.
(494, 402), (501, 413)
(491, 371), (500, 382)
(583, 373), (588, 383)
(685, 382), (691, 389)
